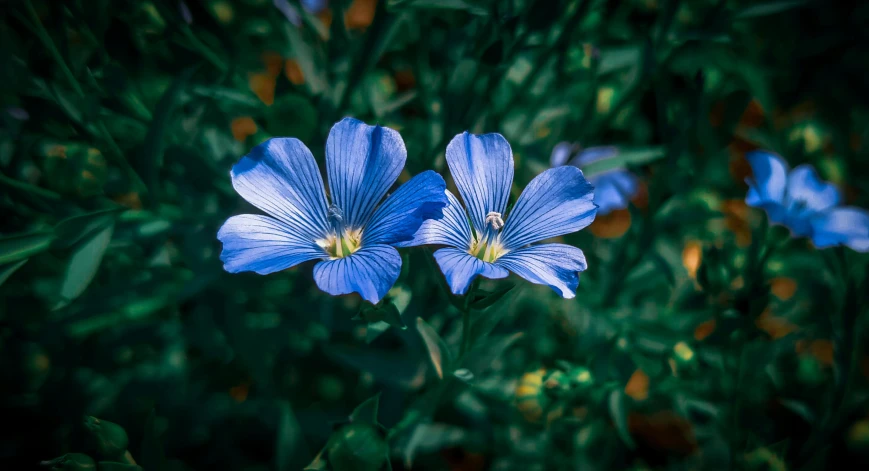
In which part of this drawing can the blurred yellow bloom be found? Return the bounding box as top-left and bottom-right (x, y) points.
(682, 241), (702, 279)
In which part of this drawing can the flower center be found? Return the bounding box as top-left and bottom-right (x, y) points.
(470, 212), (508, 262)
(317, 229), (363, 259)
(318, 204), (362, 259)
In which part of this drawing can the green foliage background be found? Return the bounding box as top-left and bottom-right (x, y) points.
(2, 0), (869, 470)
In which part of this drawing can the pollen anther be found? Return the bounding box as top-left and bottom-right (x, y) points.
(485, 211), (504, 230)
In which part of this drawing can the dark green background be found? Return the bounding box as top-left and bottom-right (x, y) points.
(2, 0), (869, 470)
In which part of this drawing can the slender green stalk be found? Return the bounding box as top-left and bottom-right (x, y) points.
(25, 1), (85, 98)
(459, 279), (481, 358)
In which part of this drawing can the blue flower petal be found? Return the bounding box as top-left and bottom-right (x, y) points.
(301, 0), (329, 13)
(326, 118), (406, 228)
(550, 142), (575, 167)
(589, 169), (639, 215)
(786, 165), (841, 212)
(273, 0), (302, 25)
(569, 146), (619, 167)
(313, 244), (402, 304)
(395, 190), (473, 249)
(494, 243), (587, 298)
(499, 166), (597, 249)
(446, 132), (514, 236)
(231, 138), (330, 240)
(218, 215), (326, 274)
(433, 247), (508, 295)
(809, 207), (869, 252)
(363, 171), (448, 246)
(745, 150), (787, 208)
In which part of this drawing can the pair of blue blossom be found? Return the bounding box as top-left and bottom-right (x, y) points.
(218, 118), (599, 304)
(744, 151), (869, 251)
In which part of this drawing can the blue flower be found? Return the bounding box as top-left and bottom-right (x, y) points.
(399, 132), (598, 298)
(217, 118), (448, 303)
(550, 141), (640, 215)
(745, 150), (869, 252)
(300, 0), (329, 13)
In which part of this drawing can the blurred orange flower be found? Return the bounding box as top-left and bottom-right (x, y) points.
(284, 59), (305, 85)
(589, 209), (631, 238)
(231, 117), (258, 142)
(345, 0), (377, 30)
(625, 369), (650, 401)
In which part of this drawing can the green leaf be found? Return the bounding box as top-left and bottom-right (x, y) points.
(469, 286), (520, 343)
(264, 94), (318, 143)
(733, 0), (811, 19)
(326, 345), (426, 389)
(453, 368), (474, 383)
(0, 232), (54, 265)
(283, 23), (327, 95)
(582, 147), (666, 177)
(350, 393), (381, 426)
(778, 398), (815, 424)
(0, 259), (28, 287)
(140, 409), (166, 471)
(138, 68), (193, 200)
(608, 389), (636, 449)
(56, 223), (114, 308)
(303, 450), (328, 471)
(646, 252), (676, 287)
(53, 208), (123, 249)
(276, 401), (303, 471)
(469, 284), (515, 311)
(416, 318), (452, 380)
(358, 301), (406, 330)
(190, 85), (262, 109)
(387, 0), (489, 15)
(597, 45), (642, 76)
(462, 332), (523, 375)
(97, 463), (142, 471)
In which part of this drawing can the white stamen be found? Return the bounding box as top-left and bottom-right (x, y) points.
(485, 211), (504, 230)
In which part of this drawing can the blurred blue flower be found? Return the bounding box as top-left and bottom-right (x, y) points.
(745, 150), (869, 252)
(274, 0), (302, 25)
(218, 118), (448, 303)
(400, 132), (597, 298)
(301, 0), (329, 13)
(550, 141), (640, 215)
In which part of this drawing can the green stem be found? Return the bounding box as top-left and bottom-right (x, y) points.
(459, 279), (481, 358)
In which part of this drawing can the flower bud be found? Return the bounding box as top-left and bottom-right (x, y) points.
(515, 369), (549, 423)
(543, 370), (571, 396)
(327, 423), (388, 471)
(84, 417), (129, 460)
(567, 366), (594, 388)
(847, 419), (869, 452)
(41, 454), (96, 471)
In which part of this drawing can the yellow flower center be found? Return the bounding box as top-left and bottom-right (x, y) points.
(318, 228), (363, 259)
(469, 211), (508, 262)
